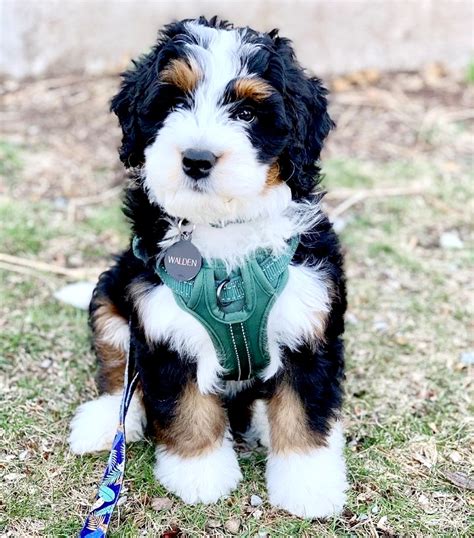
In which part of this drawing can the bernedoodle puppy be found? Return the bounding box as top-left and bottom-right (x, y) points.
(70, 16), (347, 519)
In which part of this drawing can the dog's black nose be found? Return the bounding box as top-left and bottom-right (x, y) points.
(182, 149), (217, 180)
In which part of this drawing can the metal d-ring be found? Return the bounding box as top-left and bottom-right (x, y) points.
(178, 218), (196, 240)
(216, 279), (231, 307)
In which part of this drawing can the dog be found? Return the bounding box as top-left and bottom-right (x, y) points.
(69, 16), (347, 519)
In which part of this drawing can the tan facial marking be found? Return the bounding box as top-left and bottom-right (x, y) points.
(160, 58), (201, 93)
(267, 382), (327, 454)
(264, 162), (284, 190)
(234, 77), (273, 102)
(154, 382), (227, 458)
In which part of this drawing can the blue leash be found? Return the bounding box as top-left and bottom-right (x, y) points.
(79, 333), (138, 537)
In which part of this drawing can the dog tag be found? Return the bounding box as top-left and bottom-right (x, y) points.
(164, 240), (202, 281)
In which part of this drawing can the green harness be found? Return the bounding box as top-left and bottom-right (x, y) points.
(133, 234), (299, 381)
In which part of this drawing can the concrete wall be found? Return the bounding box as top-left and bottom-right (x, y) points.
(1, 0), (473, 79)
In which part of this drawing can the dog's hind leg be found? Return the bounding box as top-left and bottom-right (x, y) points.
(69, 268), (146, 454)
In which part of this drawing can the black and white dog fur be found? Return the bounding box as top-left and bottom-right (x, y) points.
(69, 17), (347, 518)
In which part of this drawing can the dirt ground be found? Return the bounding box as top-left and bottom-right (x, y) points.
(0, 67), (473, 537)
(1, 66), (472, 200)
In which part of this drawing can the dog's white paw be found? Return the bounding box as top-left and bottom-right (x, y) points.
(266, 423), (348, 519)
(154, 436), (242, 504)
(69, 393), (145, 455)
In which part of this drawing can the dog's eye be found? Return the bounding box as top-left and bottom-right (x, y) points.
(235, 107), (255, 123)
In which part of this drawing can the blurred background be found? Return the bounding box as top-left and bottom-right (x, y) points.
(1, 1), (473, 537)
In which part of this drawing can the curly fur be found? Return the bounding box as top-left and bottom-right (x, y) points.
(71, 16), (347, 519)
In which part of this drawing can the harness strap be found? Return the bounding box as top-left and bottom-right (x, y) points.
(132, 234), (299, 381)
(155, 237), (299, 381)
(155, 235), (299, 303)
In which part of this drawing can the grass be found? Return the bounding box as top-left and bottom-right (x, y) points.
(1, 155), (472, 537)
(466, 59), (474, 84)
(0, 140), (23, 178)
(1, 77), (473, 535)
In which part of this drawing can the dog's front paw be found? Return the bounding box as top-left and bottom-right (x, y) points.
(266, 424), (348, 519)
(154, 437), (242, 504)
(69, 393), (145, 455)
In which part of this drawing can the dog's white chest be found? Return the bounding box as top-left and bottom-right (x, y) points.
(268, 264), (331, 350)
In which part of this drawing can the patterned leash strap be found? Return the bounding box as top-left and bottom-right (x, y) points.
(79, 330), (138, 537)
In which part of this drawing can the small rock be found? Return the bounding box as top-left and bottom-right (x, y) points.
(224, 518), (241, 535)
(4, 473), (24, 481)
(377, 516), (390, 531)
(256, 532), (269, 538)
(418, 493), (436, 514)
(250, 494), (263, 507)
(151, 497), (173, 511)
(394, 335), (408, 346)
(373, 321), (388, 333)
(449, 451), (462, 463)
(18, 450), (29, 461)
(40, 358), (52, 370)
(444, 470), (474, 490)
(332, 217), (347, 233)
(252, 509), (263, 520)
(371, 504), (379, 514)
(206, 519), (221, 529)
(53, 197), (68, 210)
(460, 351), (474, 366)
(358, 513), (368, 521)
(439, 231), (463, 250)
(346, 312), (359, 325)
(67, 253), (84, 267)
(117, 495), (128, 507)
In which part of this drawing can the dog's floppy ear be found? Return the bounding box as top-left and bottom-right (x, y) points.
(110, 59), (149, 168)
(271, 36), (334, 195)
(110, 22), (186, 168)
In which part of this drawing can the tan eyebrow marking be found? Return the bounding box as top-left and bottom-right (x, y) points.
(234, 77), (273, 102)
(160, 58), (201, 93)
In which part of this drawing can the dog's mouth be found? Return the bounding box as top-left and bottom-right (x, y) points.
(183, 176), (210, 193)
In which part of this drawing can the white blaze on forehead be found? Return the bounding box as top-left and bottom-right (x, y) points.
(184, 23), (259, 117)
